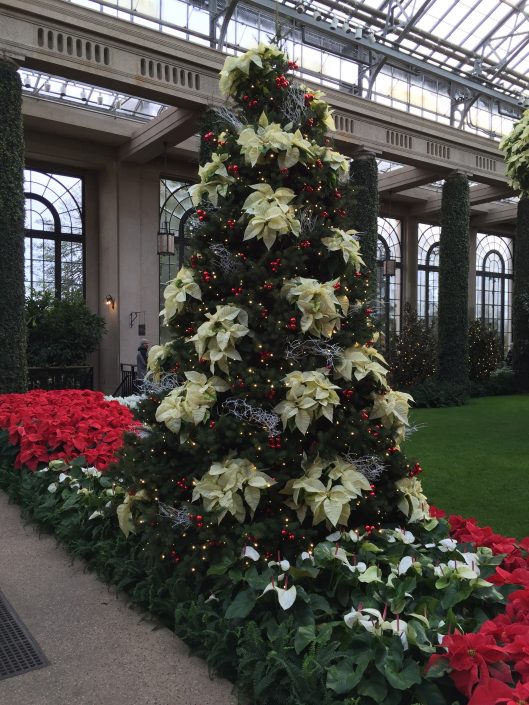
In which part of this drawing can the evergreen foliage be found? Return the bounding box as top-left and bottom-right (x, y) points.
(467, 320), (503, 382)
(513, 197), (529, 391)
(0, 59), (27, 393)
(499, 109), (529, 196)
(389, 304), (437, 388)
(349, 151), (379, 302)
(25, 291), (106, 367)
(437, 173), (470, 386)
(117, 44), (424, 580)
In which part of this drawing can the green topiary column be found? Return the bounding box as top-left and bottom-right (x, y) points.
(437, 172), (470, 385)
(513, 197), (529, 391)
(349, 149), (379, 301)
(0, 59), (27, 393)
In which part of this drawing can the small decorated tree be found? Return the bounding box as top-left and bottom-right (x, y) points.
(389, 304), (437, 388)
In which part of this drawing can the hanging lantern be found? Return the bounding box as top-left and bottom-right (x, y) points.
(157, 220), (175, 255)
(383, 259), (397, 276)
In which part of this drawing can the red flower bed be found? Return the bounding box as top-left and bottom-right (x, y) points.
(0, 389), (138, 471)
(428, 513), (529, 704)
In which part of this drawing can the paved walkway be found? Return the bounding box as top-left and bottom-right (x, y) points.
(0, 491), (238, 705)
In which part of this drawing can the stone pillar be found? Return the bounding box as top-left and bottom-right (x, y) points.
(513, 197), (529, 391)
(349, 148), (379, 302)
(437, 172), (470, 385)
(0, 58), (27, 393)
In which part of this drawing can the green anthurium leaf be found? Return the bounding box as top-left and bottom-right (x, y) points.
(357, 674), (388, 701)
(383, 657), (422, 690)
(294, 624), (315, 654)
(225, 588), (256, 619)
(326, 657), (368, 695)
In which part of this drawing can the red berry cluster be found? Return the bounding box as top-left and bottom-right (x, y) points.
(275, 74), (289, 88)
(268, 435), (282, 449)
(287, 317), (297, 331)
(268, 258), (281, 272)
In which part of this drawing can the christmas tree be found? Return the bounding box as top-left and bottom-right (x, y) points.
(118, 42), (427, 575)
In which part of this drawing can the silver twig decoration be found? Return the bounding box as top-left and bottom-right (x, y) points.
(158, 502), (193, 530)
(299, 208), (320, 238)
(212, 105), (246, 134)
(135, 425), (153, 439)
(209, 243), (239, 275)
(140, 373), (181, 395)
(344, 454), (387, 481)
(349, 297), (385, 317)
(404, 422), (426, 440)
(280, 84), (308, 125)
(223, 398), (281, 437)
(285, 338), (344, 368)
(184, 203), (218, 237)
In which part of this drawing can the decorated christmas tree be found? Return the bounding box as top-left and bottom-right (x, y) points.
(116, 41), (429, 575)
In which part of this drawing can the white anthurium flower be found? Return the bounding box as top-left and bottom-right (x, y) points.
(48, 482), (58, 493)
(398, 556), (414, 576)
(189, 153), (235, 206)
(77, 488), (93, 496)
(326, 530), (341, 542)
(438, 538), (459, 553)
(48, 460), (64, 469)
(395, 477), (430, 523)
(386, 528), (416, 545)
(300, 552), (314, 562)
(262, 581), (297, 610)
(219, 43), (285, 97)
(268, 559), (291, 572)
(88, 510), (104, 520)
(155, 371), (229, 440)
(370, 390), (414, 444)
(83, 466), (102, 478)
(321, 228), (365, 270)
(192, 456), (275, 523)
(358, 565), (382, 583)
(160, 266), (202, 324)
(335, 344), (389, 387)
(282, 277), (349, 338)
(205, 594), (219, 603)
(242, 546), (260, 561)
(242, 184), (300, 249)
(274, 370), (340, 435)
(387, 618), (409, 650)
(188, 305), (250, 374)
(58, 472), (70, 483)
(348, 529), (365, 543)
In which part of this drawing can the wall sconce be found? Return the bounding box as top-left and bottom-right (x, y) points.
(105, 294), (116, 310)
(383, 259), (397, 276)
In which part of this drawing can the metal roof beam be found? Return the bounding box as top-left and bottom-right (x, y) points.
(378, 165), (444, 193)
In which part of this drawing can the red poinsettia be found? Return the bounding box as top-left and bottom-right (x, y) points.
(0, 390), (138, 471)
(429, 504), (446, 519)
(449, 515), (517, 556)
(469, 680), (529, 705)
(427, 631), (510, 698)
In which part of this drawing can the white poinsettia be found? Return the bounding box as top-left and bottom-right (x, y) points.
(335, 343), (389, 387)
(242, 184), (300, 249)
(310, 89), (336, 131)
(321, 228), (365, 270)
(189, 153), (235, 206)
(147, 343), (171, 377)
(312, 145), (350, 180)
(237, 113), (313, 169)
(282, 277), (349, 338)
(395, 477), (430, 523)
(188, 305), (250, 374)
(369, 389), (414, 443)
(192, 456), (275, 523)
(155, 371), (229, 440)
(160, 266), (202, 324)
(274, 370), (340, 435)
(219, 43), (285, 97)
(280, 455), (370, 526)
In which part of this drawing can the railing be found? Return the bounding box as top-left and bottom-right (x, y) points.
(28, 366), (94, 390)
(111, 363), (136, 397)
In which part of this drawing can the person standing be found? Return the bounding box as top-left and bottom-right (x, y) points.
(136, 339), (149, 385)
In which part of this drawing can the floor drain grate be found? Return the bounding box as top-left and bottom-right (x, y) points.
(0, 588), (48, 680)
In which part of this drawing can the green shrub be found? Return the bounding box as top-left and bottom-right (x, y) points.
(468, 320), (503, 382)
(389, 304), (437, 388)
(26, 291), (105, 366)
(406, 379), (469, 408)
(470, 366), (516, 397)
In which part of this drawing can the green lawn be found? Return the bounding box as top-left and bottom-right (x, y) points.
(403, 395), (529, 539)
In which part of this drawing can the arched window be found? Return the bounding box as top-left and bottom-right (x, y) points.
(159, 179), (194, 338)
(376, 218), (401, 349)
(476, 234), (513, 350)
(417, 224), (440, 326)
(24, 169), (84, 298)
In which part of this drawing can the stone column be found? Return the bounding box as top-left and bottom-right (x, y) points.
(437, 172), (470, 386)
(0, 58), (27, 393)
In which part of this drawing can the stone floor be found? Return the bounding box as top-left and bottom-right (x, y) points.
(0, 491), (237, 705)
